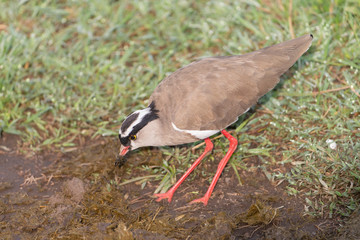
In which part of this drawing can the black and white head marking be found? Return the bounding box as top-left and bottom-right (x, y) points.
(119, 102), (159, 146)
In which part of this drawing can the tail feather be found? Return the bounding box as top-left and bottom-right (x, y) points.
(250, 34), (313, 96)
(252, 34), (313, 72)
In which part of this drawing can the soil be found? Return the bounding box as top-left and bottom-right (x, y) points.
(0, 133), (358, 239)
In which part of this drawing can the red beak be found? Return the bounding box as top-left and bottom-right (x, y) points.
(119, 145), (130, 156)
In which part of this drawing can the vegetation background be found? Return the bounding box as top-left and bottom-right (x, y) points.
(0, 0), (359, 238)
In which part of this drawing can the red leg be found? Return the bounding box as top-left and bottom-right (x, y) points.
(154, 138), (213, 203)
(190, 130), (238, 206)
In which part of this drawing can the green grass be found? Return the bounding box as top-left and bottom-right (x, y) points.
(1, 0), (359, 218)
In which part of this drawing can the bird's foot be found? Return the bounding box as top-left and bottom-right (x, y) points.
(153, 190), (175, 203)
(189, 195), (209, 206)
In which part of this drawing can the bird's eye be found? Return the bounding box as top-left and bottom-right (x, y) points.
(130, 135), (137, 140)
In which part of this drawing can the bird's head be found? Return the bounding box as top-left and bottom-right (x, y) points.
(118, 102), (159, 156)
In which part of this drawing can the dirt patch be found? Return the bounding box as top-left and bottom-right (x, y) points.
(0, 133), (358, 239)
(0, 134), (60, 196)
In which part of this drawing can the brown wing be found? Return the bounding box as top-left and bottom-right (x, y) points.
(149, 34), (313, 131)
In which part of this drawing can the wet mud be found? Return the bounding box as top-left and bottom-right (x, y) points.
(0, 134), (357, 239)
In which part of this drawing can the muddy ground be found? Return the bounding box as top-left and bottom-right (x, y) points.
(0, 133), (359, 239)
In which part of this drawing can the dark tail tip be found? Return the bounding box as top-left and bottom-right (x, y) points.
(310, 34), (313, 39)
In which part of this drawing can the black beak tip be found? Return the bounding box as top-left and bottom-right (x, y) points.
(115, 155), (127, 167)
